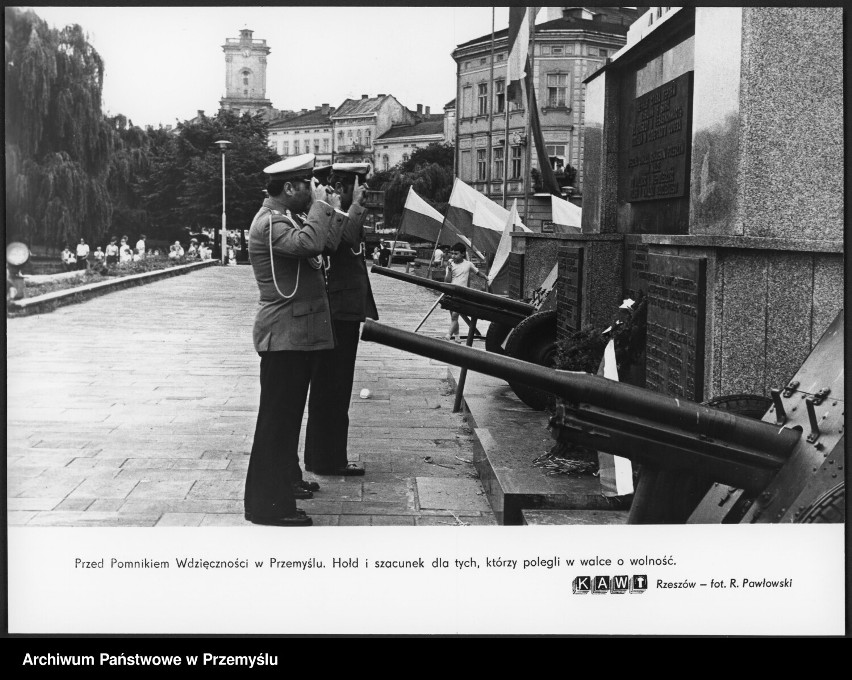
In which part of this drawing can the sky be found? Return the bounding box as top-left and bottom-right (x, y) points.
(25, 5), (517, 129)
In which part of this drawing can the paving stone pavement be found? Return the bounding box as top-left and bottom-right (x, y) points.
(6, 262), (497, 527)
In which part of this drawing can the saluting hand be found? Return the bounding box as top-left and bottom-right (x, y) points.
(352, 176), (368, 207)
(310, 177), (327, 206)
(325, 188), (342, 210)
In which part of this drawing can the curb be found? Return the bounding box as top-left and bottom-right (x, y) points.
(7, 260), (220, 316)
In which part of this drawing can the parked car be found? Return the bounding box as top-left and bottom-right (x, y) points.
(385, 240), (417, 263)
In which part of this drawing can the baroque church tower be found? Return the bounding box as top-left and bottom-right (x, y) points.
(219, 28), (273, 116)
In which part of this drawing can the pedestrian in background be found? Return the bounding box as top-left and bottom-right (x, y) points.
(444, 242), (489, 341)
(61, 245), (76, 272)
(105, 237), (119, 267)
(75, 238), (90, 270)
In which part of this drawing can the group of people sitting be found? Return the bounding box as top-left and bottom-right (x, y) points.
(60, 235), (214, 272)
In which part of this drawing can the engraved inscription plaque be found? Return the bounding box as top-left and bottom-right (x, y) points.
(641, 254), (706, 400)
(627, 72), (693, 203)
(507, 253), (524, 301)
(624, 241), (650, 301)
(557, 247), (583, 333)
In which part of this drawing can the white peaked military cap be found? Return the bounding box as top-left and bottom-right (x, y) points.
(312, 164), (334, 184)
(263, 153), (316, 181)
(331, 162), (372, 179)
(619, 298), (635, 310)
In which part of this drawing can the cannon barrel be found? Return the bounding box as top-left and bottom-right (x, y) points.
(361, 320), (801, 471)
(371, 265), (535, 317)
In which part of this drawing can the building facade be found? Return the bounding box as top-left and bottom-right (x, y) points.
(267, 105), (335, 166)
(374, 108), (445, 171)
(330, 94), (415, 165)
(452, 7), (638, 212)
(219, 28), (273, 116)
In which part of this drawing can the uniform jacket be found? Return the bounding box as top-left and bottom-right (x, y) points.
(325, 202), (379, 322)
(249, 196), (345, 352)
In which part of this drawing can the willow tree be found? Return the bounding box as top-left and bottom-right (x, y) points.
(5, 7), (115, 249)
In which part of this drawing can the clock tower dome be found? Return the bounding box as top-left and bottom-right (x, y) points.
(219, 28), (273, 116)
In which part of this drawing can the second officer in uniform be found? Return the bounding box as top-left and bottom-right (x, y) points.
(304, 163), (378, 476)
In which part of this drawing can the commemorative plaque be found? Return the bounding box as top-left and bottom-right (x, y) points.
(624, 240), (650, 301)
(507, 253), (524, 301)
(627, 72), (692, 203)
(641, 253), (706, 401)
(557, 246), (583, 333)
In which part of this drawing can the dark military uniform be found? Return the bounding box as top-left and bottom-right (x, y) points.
(244, 194), (344, 518)
(304, 198), (378, 474)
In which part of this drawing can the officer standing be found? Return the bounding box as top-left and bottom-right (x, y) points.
(303, 163), (378, 476)
(244, 153), (345, 527)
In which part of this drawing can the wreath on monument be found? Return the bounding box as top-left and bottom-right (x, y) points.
(534, 294), (648, 477)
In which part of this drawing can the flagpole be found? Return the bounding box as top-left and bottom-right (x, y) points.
(486, 7), (496, 200)
(523, 9), (536, 224)
(426, 222), (445, 279)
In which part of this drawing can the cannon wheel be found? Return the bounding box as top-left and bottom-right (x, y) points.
(629, 393), (773, 524)
(504, 310), (558, 411)
(484, 321), (514, 355)
(797, 482), (845, 523)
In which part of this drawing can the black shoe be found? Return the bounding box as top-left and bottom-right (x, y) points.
(312, 463), (365, 476)
(246, 513), (312, 527)
(245, 508), (306, 522)
(295, 479), (320, 492)
(292, 485), (314, 500)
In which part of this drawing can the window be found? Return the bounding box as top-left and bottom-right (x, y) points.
(476, 149), (487, 181)
(494, 80), (505, 114)
(599, 48), (609, 58)
(243, 90), (248, 96)
(322, 138), (329, 152)
(282, 141), (289, 156)
(493, 147), (504, 181)
(337, 131), (344, 147)
(366, 130), (371, 147)
(243, 77), (249, 85)
(314, 140), (320, 154)
(480, 57), (487, 65)
(552, 46), (563, 55)
(383, 154), (390, 171)
(545, 144), (567, 173)
(547, 73), (569, 108)
(294, 140), (300, 154)
(497, 53), (504, 61)
(402, 153), (409, 163)
(356, 129), (362, 145)
(510, 145), (522, 179)
(462, 86), (472, 117)
(478, 83), (488, 115)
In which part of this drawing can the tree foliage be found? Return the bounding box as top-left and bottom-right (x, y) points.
(5, 7), (114, 247)
(372, 143), (455, 231)
(142, 110), (280, 240)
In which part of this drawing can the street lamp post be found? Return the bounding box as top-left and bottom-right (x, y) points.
(213, 140), (231, 264)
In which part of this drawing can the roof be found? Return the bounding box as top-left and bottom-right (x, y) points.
(444, 98), (456, 109)
(331, 95), (390, 118)
(375, 117), (444, 141)
(268, 108), (333, 130)
(455, 15), (632, 51)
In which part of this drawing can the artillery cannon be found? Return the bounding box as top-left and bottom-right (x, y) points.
(361, 311), (845, 524)
(371, 264), (558, 410)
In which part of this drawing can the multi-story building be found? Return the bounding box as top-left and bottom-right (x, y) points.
(374, 106), (445, 171)
(219, 28), (274, 117)
(330, 94), (415, 165)
(451, 6), (638, 222)
(267, 104), (335, 166)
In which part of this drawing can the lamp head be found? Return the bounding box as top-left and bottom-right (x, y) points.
(213, 139), (231, 152)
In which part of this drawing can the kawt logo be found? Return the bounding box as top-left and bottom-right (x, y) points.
(573, 575), (647, 594)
